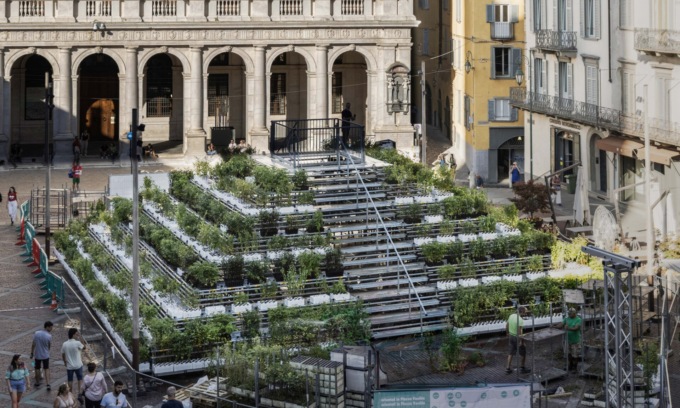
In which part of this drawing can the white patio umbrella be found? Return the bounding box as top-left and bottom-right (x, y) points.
(572, 166), (591, 225)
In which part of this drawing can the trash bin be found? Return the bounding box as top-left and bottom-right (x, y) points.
(565, 174), (577, 194)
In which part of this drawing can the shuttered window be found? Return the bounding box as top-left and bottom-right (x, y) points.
(332, 73), (343, 114)
(486, 4), (519, 22)
(464, 95), (471, 130)
(585, 64), (599, 105)
(621, 70), (634, 114)
(582, 0), (600, 39)
(488, 99), (518, 122)
(533, 0), (543, 31)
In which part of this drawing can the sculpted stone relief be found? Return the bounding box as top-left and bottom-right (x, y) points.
(0, 28), (409, 44)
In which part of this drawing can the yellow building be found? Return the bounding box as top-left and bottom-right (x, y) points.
(452, 0), (526, 184)
(413, 0), (453, 153)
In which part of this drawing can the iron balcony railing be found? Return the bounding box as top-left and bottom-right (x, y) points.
(634, 28), (680, 55)
(510, 87), (680, 146)
(270, 118), (365, 167)
(491, 22), (514, 40)
(535, 29), (577, 51)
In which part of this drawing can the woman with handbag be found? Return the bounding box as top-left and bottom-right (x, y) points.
(82, 362), (106, 408)
(6, 354), (31, 408)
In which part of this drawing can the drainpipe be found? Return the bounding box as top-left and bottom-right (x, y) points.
(608, 0), (612, 82)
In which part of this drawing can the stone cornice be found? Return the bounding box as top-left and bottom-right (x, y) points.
(0, 26), (414, 46)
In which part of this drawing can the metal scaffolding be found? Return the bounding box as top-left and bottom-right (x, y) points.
(582, 245), (641, 408)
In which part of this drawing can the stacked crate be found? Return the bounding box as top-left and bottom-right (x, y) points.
(289, 356), (345, 408)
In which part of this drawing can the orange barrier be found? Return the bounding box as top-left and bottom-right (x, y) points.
(16, 220), (26, 246)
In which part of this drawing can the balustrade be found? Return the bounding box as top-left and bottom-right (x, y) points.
(279, 0), (302, 15)
(215, 0), (239, 16)
(152, 0), (177, 16)
(341, 0), (363, 15)
(635, 28), (680, 55)
(535, 29), (577, 51)
(19, 0), (45, 16)
(86, 0), (112, 16)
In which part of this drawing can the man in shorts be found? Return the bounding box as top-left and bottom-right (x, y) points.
(505, 306), (531, 374)
(61, 328), (86, 395)
(30, 321), (54, 390)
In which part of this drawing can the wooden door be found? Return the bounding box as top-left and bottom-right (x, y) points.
(85, 99), (116, 140)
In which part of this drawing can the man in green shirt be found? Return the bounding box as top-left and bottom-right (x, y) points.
(506, 306), (530, 374)
(555, 307), (582, 372)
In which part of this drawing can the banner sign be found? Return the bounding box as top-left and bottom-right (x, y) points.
(374, 385), (531, 408)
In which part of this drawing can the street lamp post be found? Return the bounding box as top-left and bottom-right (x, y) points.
(44, 72), (54, 256)
(514, 53), (533, 181)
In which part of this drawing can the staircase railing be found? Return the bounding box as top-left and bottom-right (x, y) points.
(335, 141), (428, 332)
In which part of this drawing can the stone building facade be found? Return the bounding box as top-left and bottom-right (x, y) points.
(0, 0), (418, 161)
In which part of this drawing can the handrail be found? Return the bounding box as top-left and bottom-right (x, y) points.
(335, 140), (428, 320)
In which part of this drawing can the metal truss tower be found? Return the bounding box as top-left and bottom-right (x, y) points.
(582, 246), (641, 408)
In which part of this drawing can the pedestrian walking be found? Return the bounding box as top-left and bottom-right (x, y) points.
(61, 328), (86, 396)
(31, 321), (54, 390)
(53, 383), (79, 408)
(82, 362), (106, 408)
(100, 380), (128, 407)
(6, 354), (31, 408)
(80, 129), (90, 157)
(71, 160), (82, 193)
(505, 306), (531, 374)
(551, 174), (562, 206)
(510, 162), (521, 186)
(7, 186), (18, 225)
(161, 386), (184, 408)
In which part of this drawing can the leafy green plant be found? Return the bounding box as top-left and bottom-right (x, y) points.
(329, 278), (347, 294)
(222, 255), (245, 283)
(259, 209), (280, 237)
(284, 215), (298, 235)
(267, 235), (289, 250)
(439, 220), (456, 235)
(527, 255), (545, 272)
(298, 251), (322, 279)
(460, 221), (476, 234)
(324, 248), (344, 276)
(234, 291), (249, 304)
(459, 257), (476, 278)
(468, 238), (488, 261)
(446, 241), (464, 263)
(490, 237), (508, 259)
(400, 203), (422, 224)
(297, 191), (315, 205)
(440, 329), (464, 371)
(260, 280), (279, 299)
(439, 265), (458, 280)
(306, 210), (324, 233)
(241, 310), (261, 339)
(244, 260), (268, 284)
(187, 261), (221, 287)
(421, 242), (447, 265)
(292, 169), (309, 190)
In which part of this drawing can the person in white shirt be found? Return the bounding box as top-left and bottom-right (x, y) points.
(61, 328), (86, 395)
(82, 362), (107, 408)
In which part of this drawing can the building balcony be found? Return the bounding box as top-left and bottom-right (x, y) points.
(0, 0), (381, 22)
(490, 22), (514, 40)
(535, 29), (577, 53)
(634, 28), (680, 56)
(510, 87), (680, 147)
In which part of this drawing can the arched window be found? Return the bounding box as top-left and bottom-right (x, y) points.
(24, 56), (53, 121)
(145, 54), (173, 117)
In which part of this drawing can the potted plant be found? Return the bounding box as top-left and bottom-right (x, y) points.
(421, 242), (447, 266)
(509, 180), (551, 227)
(305, 210), (324, 233)
(245, 260), (269, 284)
(221, 255), (245, 286)
(259, 209), (280, 237)
(459, 257), (476, 278)
(446, 241), (464, 263)
(401, 203), (422, 224)
(324, 248), (344, 276)
(284, 215), (299, 235)
(292, 169), (309, 190)
(468, 238), (488, 261)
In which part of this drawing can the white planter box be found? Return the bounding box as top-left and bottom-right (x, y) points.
(284, 297), (305, 308)
(204, 305), (226, 316)
(458, 278), (479, 288)
(437, 280), (457, 290)
(331, 293), (351, 302)
(414, 196), (434, 203)
(257, 300), (279, 311)
(231, 303), (253, 314)
(424, 215), (443, 224)
(394, 197), (414, 205)
(503, 274), (524, 283)
(310, 294), (331, 305)
(481, 276), (501, 285)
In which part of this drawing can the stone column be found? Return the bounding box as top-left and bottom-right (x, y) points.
(120, 47), (138, 163)
(186, 47), (206, 155)
(0, 48), (6, 161)
(250, 45), (268, 153)
(54, 47), (73, 157)
(316, 45), (329, 118)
